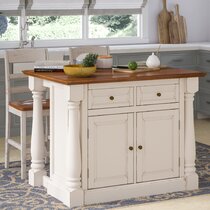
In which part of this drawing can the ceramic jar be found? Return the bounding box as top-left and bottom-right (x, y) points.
(146, 53), (160, 68)
(96, 55), (113, 69)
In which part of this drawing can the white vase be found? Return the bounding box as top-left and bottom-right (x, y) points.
(146, 53), (160, 68)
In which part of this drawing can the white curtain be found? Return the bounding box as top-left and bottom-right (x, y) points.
(25, 0), (89, 15)
(0, 0), (24, 15)
(89, 0), (148, 15)
(0, 0), (148, 16)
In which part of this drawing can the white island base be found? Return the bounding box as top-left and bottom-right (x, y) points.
(24, 68), (201, 208)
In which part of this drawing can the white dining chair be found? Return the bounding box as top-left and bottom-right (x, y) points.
(4, 48), (50, 179)
(69, 46), (110, 64)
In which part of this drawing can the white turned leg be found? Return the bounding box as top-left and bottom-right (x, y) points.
(5, 111), (11, 169)
(20, 113), (27, 179)
(184, 78), (199, 190)
(64, 101), (83, 207)
(29, 90), (46, 186)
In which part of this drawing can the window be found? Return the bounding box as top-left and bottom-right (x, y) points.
(27, 16), (82, 40)
(0, 0), (148, 48)
(0, 16), (19, 41)
(89, 15), (138, 38)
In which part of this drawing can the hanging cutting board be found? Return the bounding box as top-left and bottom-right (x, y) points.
(169, 11), (180, 44)
(174, 4), (187, 43)
(158, 0), (171, 44)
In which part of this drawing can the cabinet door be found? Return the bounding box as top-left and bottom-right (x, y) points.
(137, 110), (179, 182)
(88, 113), (134, 189)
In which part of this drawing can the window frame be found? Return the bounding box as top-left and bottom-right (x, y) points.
(0, 6), (149, 49)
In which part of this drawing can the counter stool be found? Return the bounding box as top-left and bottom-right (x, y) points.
(69, 46), (109, 64)
(4, 48), (50, 179)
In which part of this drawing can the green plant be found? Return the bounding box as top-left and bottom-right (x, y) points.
(82, 53), (98, 67)
(128, 61), (138, 70)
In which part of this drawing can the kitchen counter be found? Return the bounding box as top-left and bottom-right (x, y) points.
(2, 42), (210, 59)
(23, 68), (205, 85)
(24, 68), (205, 208)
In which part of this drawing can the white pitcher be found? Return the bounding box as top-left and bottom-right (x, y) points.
(146, 53), (160, 68)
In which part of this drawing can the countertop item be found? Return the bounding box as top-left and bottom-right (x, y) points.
(63, 64), (96, 77)
(146, 53), (161, 68)
(96, 55), (113, 68)
(169, 11), (180, 44)
(158, 0), (171, 44)
(23, 67), (205, 85)
(174, 4), (187, 43)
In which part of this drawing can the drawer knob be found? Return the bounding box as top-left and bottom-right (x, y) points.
(109, 96), (115, 101)
(138, 145), (143, 150)
(157, 92), (161, 97)
(129, 146), (133, 151)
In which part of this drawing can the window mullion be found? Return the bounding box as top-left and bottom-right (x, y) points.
(20, 8), (28, 46)
(82, 8), (89, 40)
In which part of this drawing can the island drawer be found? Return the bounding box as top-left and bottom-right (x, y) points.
(88, 87), (134, 109)
(137, 84), (179, 105)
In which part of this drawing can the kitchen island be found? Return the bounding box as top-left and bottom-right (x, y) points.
(23, 68), (205, 208)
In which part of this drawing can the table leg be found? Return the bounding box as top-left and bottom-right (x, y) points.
(64, 101), (83, 207)
(29, 77), (46, 186)
(184, 77), (199, 190)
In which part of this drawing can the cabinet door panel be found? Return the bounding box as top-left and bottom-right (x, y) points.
(137, 110), (179, 182)
(88, 113), (134, 189)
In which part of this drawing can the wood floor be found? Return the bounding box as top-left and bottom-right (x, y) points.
(0, 119), (209, 163)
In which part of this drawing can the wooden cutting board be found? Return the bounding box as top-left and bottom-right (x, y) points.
(158, 0), (171, 44)
(169, 11), (180, 44)
(174, 4), (187, 43)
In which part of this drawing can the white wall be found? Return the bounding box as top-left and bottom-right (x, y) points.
(147, 0), (209, 43)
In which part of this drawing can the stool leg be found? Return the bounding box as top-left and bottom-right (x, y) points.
(20, 113), (27, 179)
(5, 111), (11, 169)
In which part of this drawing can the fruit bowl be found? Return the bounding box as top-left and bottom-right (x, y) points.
(64, 65), (96, 77)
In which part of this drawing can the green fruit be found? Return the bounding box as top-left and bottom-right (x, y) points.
(128, 61), (138, 70)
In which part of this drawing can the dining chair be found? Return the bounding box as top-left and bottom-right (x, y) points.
(4, 48), (50, 179)
(69, 46), (110, 64)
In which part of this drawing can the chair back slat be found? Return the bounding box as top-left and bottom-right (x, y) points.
(10, 86), (30, 94)
(69, 46), (109, 64)
(4, 48), (47, 104)
(9, 73), (28, 80)
(6, 48), (47, 63)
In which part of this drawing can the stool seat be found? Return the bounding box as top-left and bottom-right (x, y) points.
(9, 99), (50, 111)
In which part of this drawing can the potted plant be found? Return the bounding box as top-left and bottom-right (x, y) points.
(64, 53), (98, 77)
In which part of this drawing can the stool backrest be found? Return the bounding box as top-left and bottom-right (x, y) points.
(69, 46), (109, 64)
(4, 48), (48, 104)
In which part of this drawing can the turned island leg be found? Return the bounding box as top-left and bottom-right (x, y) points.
(64, 101), (83, 207)
(29, 77), (46, 186)
(184, 77), (199, 190)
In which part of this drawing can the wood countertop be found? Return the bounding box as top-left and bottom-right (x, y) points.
(23, 68), (206, 85)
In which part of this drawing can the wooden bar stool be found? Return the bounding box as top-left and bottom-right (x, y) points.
(4, 48), (50, 179)
(69, 46), (109, 64)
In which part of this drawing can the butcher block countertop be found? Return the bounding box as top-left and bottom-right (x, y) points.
(23, 68), (206, 85)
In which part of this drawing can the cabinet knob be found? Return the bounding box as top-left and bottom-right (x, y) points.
(109, 96), (115, 101)
(129, 146), (133, 151)
(138, 145), (143, 150)
(157, 92), (161, 97)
